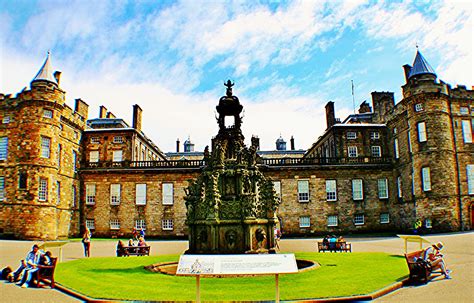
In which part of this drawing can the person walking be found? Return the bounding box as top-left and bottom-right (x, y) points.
(82, 225), (91, 257)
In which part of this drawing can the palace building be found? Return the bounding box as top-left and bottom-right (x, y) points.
(1, 51), (473, 240)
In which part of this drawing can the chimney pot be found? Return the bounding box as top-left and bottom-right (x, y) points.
(54, 71), (62, 85)
(132, 104), (143, 131)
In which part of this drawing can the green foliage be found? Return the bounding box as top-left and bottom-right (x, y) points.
(56, 253), (408, 301)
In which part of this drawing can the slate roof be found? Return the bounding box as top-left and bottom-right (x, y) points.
(409, 50), (436, 79)
(32, 51), (58, 84)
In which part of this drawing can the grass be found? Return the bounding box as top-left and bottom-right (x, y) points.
(56, 252), (408, 301)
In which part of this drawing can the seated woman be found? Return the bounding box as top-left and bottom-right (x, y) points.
(423, 242), (451, 279)
(138, 237), (147, 254)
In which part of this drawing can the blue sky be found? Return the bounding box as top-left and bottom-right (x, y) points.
(1, 0), (472, 152)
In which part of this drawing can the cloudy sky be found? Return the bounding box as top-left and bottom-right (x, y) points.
(1, 0), (472, 152)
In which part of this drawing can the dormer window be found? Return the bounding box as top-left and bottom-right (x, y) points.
(347, 132), (357, 139)
(2, 116), (10, 124)
(43, 109), (53, 118)
(113, 136), (124, 143)
(415, 103), (424, 112)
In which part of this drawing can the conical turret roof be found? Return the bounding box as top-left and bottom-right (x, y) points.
(408, 50), (436, 79)
(32, 51), (58, 85)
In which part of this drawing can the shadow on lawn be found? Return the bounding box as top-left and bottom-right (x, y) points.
(85, 266), (155, 275)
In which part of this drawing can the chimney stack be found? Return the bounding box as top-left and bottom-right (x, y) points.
(403, 64), (412, 82)
(54, 71), (62, 86)
(99, 106), (108, 118)
(325, 101), (336, 129)
(74, 98), (89, 119)
(132, 104), (142, 131)
(290, 136), (295, 150)
(251, 135), (260, 151)
(176, 138), (180, 152)
(106, 112), (116, 119)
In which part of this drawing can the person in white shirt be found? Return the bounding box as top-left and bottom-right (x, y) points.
(423, 242), (451, 279)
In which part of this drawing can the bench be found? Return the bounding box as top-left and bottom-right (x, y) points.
(34, 257), (57, 288)
(122, 246), (150, 256)
(404, 250), (441, 284)
(317, 241), (352, 252)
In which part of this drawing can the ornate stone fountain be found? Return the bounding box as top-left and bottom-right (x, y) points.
(185, 81), (279, 254)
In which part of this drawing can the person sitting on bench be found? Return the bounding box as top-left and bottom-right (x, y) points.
(423, 242), (451, 279)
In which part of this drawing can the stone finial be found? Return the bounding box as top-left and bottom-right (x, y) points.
(224, 80), (234, 97)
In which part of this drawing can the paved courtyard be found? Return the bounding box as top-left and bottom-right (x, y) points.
(1, 232), (473, 302)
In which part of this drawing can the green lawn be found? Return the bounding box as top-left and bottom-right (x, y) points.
(56, 252), (408, 301)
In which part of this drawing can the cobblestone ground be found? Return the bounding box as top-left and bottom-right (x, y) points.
(0, 232), (472, 302)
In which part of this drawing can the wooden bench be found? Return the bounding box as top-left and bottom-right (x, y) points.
(404, 250), (441, 284)
(123, 246), (150, 256)
(34, 257), (57, 288)
(317, 241), (352, 252)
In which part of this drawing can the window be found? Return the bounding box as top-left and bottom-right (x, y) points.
(56, 181), (61, 204)
(299, 216), (310, 228)
(19, 172), (27, 189)
(297, 180), (309, 202)
(113, 150), (122, 162)
(347, 132), (357, 139)
(135, 219), (146, 230)
(462, 120), (472, 143)
(43, 109), (53, 118)
(354, 214), (365, 225)
(110, 219), (120, 230)
(0, 137), (8, 160)
(394, 138), (399, 159)
(425, 218), (432, 229)
(380, 213), (390, 224)
(352, 179), (363, 200)
(378, 178), (388, 199)
(72, 185), (77, 207)
(74, 131), (79, 139)
(39, 178), (48, 201)
(371, 146), (381, 157)
(72, 150), (77, 172)
(89, 151), (99, 163)
(326, 180), (337, 201)
(136, 184), (147, 205)
(417, 122), (427, 142)
(415, 103), (424, 112)
(41, 136), (51, 158)
(57, 144), (62, 167)
(397, 176), (403, 198)
(2, 116), (10, 124)
(0, 176), (4, 201)
(86, 219), (95, 230)
(327, 215), (338, 227)
(162, 219), (174, 231)
(273, 181), (281, 202)
(370, 132), (380, 140)
(90, 137), (100, 144)
(393, 128), (397, 134)
(348, 146), (358, 158)
(422, 167), (431, 191)
(86, 184), (96, 205)
(113, 136), (124, 143)
(110, 184), (121, 205)
(460, 107), (469, 115)
(162, 183), (174, 205)
(467, 165), (474, 195)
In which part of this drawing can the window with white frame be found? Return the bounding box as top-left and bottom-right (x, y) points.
(135, 219), (146, 230)
(347, 132), (357, 139)
(136, 184), (147, 205)
(327, 215), (338, 227)
(371, 146), (381, 157)
(348, 146), (358, 157)
(72, 185), (77, 207)
(422, 167), (431, 191)
(162, 219), (174, 230)
(0, 137), (8, 160)
(417, 122), (427, 142)
(462, 120), (472, 143)
(110, 184), (121, 205)
(380, 213), (390, 224)
(397, 176), (403, 198)
(86, 219), (95, 230)
(2, 116), (10, 124)
(89, 151), (99, 163)
(113, 150), (123, 162)
(394, 138), (399, 159)
(57, 144), (61, 167)
(393, 128), (397, 134)
(299, 216), (310, 228)
(72, 150), (77, 172)
(90, 137), (100, 144)
(326, 180), (337, 201)
(460, 107), (469, 115)
(378, 178), (388, 199)
(113, 136), (124, 143)
(40, 136), (51, 158)
(0, 176), (4, 201)
(110, 219), (120, 230)
(56, 181), (61, 204)
(273, 181), (281, 201)
(352, 179), (363, 200)
(354, 214), (365, 225)
(467, 165), (474, 195)
(415, 103), (424, 112)
(38, 178), (48, 201)
(43, 109), (53, 118)
(297, 180), (309, 202)
(425, 218), (432, 229)
(86, 184), (96, 205)
(370, 132), (380, 140)
(162, 183), (174, 205)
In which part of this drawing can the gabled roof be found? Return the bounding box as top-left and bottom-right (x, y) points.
(32, 51), (58, 85)
(408, 50), (436, 79)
